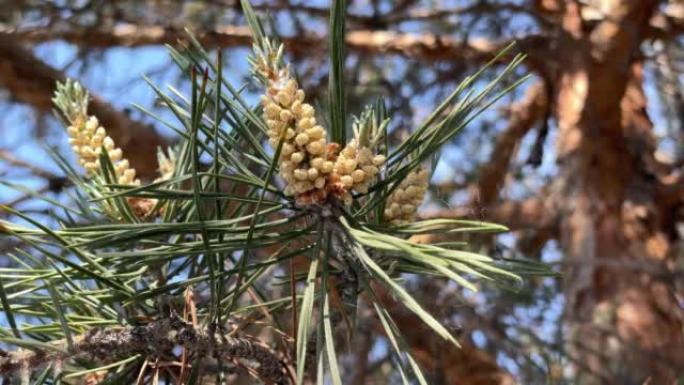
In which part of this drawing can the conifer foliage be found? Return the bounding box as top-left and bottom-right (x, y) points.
(0, 1), (549, 384)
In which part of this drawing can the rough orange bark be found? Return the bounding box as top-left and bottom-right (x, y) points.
(553, 1), (684, 383)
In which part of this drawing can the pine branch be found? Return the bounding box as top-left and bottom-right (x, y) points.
(0, 315), (288, 385)
(0, 3), (554, 383)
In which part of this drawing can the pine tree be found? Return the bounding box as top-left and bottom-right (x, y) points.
(0, 1), (550, 384)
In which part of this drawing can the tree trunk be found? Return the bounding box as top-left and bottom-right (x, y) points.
(554, 1), (684, 383)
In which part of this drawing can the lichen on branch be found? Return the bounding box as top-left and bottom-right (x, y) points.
(0, 316), (288, 385)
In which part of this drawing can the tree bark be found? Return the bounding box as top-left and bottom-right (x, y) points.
(475, 81), (548, 206)
(0, 24), (546, 64)
(553, 1), (684, 383)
